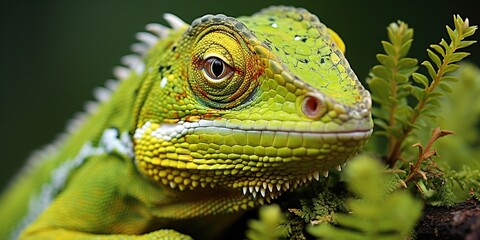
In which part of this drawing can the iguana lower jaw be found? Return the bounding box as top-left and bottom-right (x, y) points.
(227, 130), (372, 202)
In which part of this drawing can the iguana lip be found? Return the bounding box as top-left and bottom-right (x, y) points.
(185, 125), (373, 144)
(301, 128), (373, 139)
(273, 128), (373, 134)
(183, 119), (372, 133)
(248, 129), (373, 142)
(135, 119), (373, 143)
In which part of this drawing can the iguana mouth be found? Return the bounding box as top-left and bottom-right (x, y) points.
(134, 119), (372, 145)
(133, 120), (371, 201)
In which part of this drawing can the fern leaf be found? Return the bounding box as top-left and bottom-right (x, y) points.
(308, 155), (423, 240)
(246, 204), (288, 240)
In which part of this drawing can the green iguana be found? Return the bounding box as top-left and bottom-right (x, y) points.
(0, 6), (373, 239)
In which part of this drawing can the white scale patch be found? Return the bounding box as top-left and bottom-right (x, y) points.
(134, 121), (186, 142)
(134, 120), (217, 142)
(11, 128), (133, 240)
(150, 122), (186, 141)
(160, 77), (168, 88)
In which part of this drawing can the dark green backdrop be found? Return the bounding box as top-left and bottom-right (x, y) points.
(1, 0), (478, 189)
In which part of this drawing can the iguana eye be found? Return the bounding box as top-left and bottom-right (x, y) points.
(188, 29), (262, 109)
(203, 57), (234, 82)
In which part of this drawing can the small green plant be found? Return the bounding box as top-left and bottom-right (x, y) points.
(246, 204), (288, 240)
(366, 20), (419, 163)
(308, 155), (423, 240)
(367, 16), (477, 168)
(366, 15), (477, 203)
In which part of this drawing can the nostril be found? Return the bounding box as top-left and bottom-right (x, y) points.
(301, 95), (325, 119)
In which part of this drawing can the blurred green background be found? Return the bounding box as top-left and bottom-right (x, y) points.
(0, 0), (478, 190)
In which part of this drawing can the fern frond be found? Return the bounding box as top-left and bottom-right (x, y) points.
(366, 21), (418, 159)
(308, 155), (423, 240)
(390, 16), (477, 166)
(368, 15), (477, 167)
(246, 204), (288, 240)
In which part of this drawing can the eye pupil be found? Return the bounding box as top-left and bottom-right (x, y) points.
(211, 58), (224, 78)
(202, 57), (233, 81)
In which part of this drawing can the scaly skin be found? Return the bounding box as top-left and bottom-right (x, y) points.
(0, 6), (372, 239)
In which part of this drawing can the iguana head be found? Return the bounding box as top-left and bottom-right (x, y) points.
(132, 6), (372, 211)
